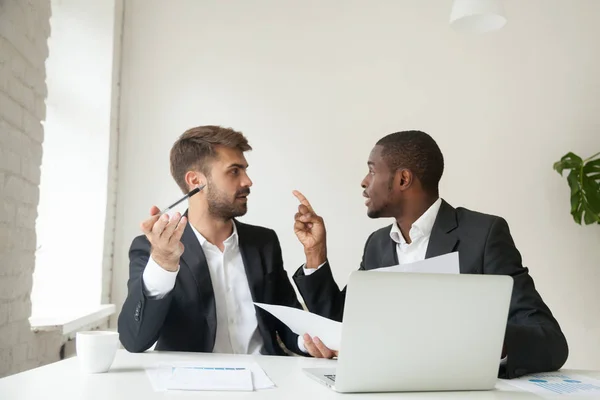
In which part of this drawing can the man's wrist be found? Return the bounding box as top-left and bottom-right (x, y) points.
(150, 251), (179, 272)
(305, 247), (327, 269)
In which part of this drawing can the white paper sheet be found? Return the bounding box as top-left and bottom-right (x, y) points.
(145, 361), (275, 392)
(166, 367), (253, 391)
(374, 252), (459, 274)
(504, 372), (600, 397)
(145, 364), (171, 392)
(254, 302), (342, 350)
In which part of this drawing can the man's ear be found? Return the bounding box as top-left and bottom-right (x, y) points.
(397, 169), (413, 191)
(184, 170), (206, 191)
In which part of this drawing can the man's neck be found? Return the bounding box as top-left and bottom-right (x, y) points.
(187, 207), (234, 249)
(395, 195), (439, 244)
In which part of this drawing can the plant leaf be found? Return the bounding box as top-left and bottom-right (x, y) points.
(554, 152), (583, 175)
(570, 189), (580, 214)
(562, 152), (583, 163)
(572, 205), (583, 225)
(587, 172), (600, 181)
(581, 158), (600, 225)
(582, 176), (600, 212)
(556, 151), (600, 225)
(582, 203), (600, 225)
(566, 169), (581, 193)
(567, 170), (583, 224)
(583, 158), (600, 173)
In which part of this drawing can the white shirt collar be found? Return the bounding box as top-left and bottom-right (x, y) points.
(189, 221), (239, 248)
(390, 198), (443, 245)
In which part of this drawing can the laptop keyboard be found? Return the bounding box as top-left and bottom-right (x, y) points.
(324, 374), (336, 382)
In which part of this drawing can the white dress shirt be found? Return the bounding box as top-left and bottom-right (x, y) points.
(389, 198), (442, 263)
(142, 223), (265, 354)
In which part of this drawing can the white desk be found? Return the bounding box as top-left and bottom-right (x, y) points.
(1, 350), (598, 399)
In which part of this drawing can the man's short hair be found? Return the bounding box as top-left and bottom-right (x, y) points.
(376, 130), (444, 195)
(170, 125), (251, 193)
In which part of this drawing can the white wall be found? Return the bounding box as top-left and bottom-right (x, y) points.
(113, 0), (600, 369)
(32, 0), (118, 316)
(0, 0), (62, 377)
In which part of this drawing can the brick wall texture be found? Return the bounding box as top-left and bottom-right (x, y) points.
(0, 0), (61, 377)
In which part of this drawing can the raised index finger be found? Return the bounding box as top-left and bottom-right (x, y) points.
(292, 190), (314, 212)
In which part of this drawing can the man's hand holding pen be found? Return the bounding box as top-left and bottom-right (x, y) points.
(140, 207), (187, 272)
(140, 186), (204, 272)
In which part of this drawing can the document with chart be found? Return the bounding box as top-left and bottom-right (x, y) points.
(505, 372), (600, 397)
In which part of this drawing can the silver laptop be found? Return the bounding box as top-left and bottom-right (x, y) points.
(304, 271), (512, 393)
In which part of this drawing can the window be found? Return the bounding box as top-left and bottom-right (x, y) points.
(31, 0), (119, 322)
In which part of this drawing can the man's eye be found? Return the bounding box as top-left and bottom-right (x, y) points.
(231, 169), (239, 175)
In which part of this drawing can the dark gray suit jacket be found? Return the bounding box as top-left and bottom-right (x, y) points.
(293, 200), (568, 379)
(118, 219), (303, 356)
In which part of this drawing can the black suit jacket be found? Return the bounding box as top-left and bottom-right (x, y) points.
(293, 200), (568, 378)
(118, 219), (303, 356)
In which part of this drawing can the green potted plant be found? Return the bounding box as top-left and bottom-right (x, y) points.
(553, 151), (600, 225)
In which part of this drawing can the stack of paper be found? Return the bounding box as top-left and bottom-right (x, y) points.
(146, 361), (275, 392)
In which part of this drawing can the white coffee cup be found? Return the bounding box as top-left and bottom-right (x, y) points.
(76, 331), (120, 373)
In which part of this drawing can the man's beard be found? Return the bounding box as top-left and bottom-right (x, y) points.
(366, 176), (395, 219)
(206, 181), (250, 220)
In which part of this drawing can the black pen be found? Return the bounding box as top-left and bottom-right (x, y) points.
(160, 184), (206, 215)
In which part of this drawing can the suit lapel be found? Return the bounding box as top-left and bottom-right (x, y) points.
(235, 220), (276, 354)
(180, 220), (217, 346)
(425, 199), (459, 259)
(235, 220), (265, 303)
(379, 233), (398, 268)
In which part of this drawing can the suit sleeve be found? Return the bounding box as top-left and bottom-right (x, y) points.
(483, 217), (568, 378)
(293, 233), (373, 322)
(117, 236), (174, 352)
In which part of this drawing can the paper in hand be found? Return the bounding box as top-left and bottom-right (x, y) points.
(254, 303), (342, 350)
(375, 252), (459, 274)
